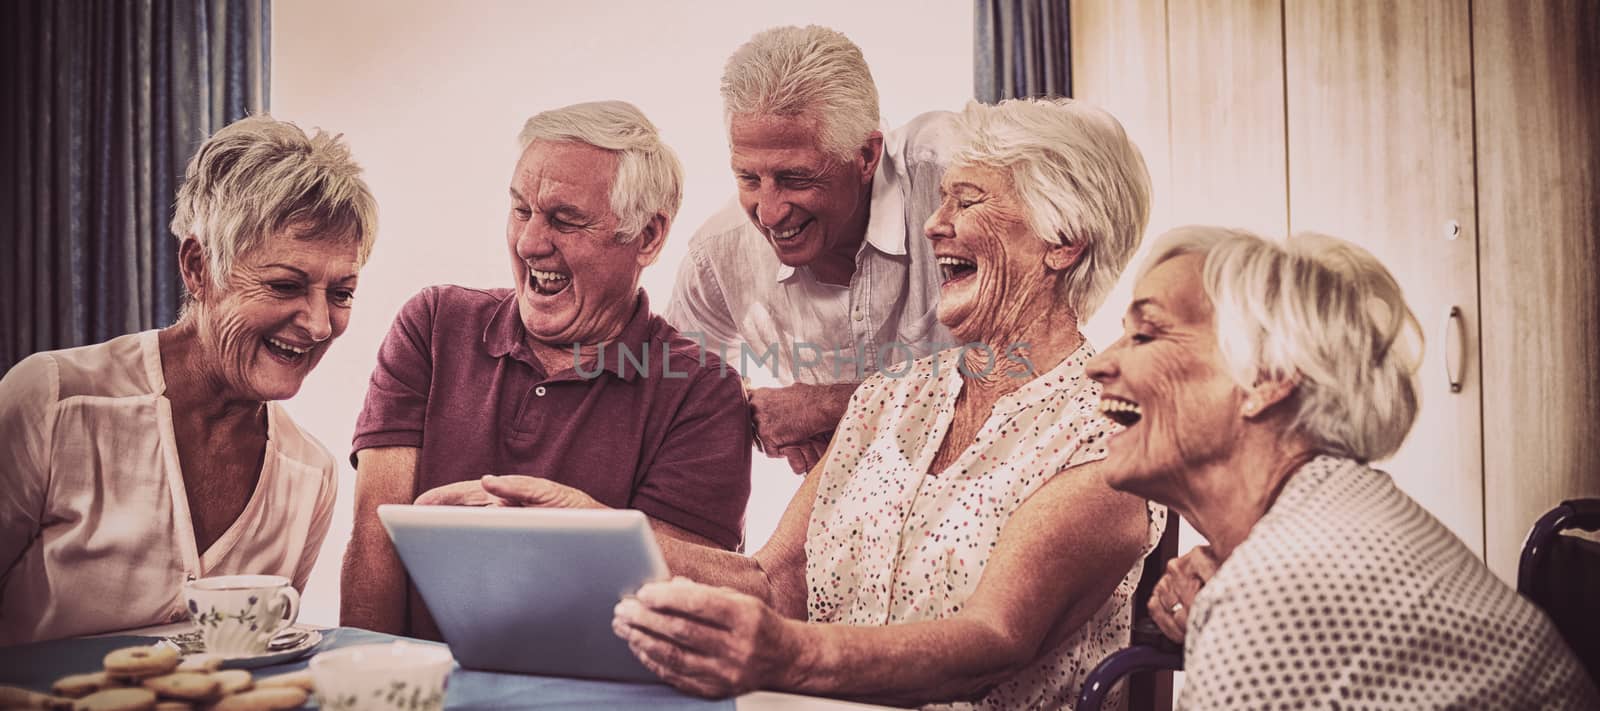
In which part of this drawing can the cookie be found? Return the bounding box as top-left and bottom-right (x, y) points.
(174, 655), (221, 674)
(252, 671), (311, 692)
(102, 646), (180, 680)
(0, 683), (74, 709)
(138, 673), (218, 702)
(208, 670), (252, 696)
(71, 687), (157, 711)
(208, 687), (307, 711)
(52, 672), (109, 698)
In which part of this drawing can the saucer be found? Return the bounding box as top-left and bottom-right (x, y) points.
(161, 627), (323, 669)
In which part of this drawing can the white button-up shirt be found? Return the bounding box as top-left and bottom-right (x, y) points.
(666, 112), (959, 386)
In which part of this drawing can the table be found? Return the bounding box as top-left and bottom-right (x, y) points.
(0, 625), (902, 710)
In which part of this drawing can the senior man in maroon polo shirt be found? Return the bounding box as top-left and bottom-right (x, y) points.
(341, 101), (753, 638)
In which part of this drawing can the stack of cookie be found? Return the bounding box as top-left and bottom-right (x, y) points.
(0, 643), (316, 711)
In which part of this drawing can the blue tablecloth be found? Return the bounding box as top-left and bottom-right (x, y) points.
(0, 628), (734, 710)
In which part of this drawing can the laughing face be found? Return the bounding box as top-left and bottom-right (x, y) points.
(1085, 254), (1248, 495)
(728, 113), (877, 275)
(196, 232), (360, 402)
(923, 162), (1072, 344)
(507, 140), (654, 346)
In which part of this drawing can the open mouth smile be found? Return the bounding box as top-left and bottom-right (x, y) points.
(263, 336), (311, 364)
(1098, 395), (1143, 427)
(767, 220), (812, 243)
(527, 266), (572, 296)
(937, 256), (978, 284)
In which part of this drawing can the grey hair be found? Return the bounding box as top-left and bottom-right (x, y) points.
(720, 25), (881, 161)
(950, 98), (1152, 319)
(1143, 226), (1424, 462)
(171, 114), (378, 291)
(518, 100), (684, 242)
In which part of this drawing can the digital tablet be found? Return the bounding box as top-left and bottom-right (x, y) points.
(377, 504), (668, 682)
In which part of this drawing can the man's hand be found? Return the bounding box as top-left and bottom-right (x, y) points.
(748, 383), (856, 472)
(480, 475), (604, 509)
(612, 577), (800, 698)
(414, 479), (507, 507)
(415, 476), (605, 509)
(776, 434), (830, 476)
(748, 384), (833, 449)
(1149, 544), (1222, 643)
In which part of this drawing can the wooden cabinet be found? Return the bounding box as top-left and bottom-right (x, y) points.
(1072, 0), (1600, 581)
(1168, 0), (1287, 238)
(1473, 0), (1600, 578)
(1283, 0), (1483, 551)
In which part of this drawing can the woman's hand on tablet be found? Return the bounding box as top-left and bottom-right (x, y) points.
(611, 577), (799, 698)
(479, 475), (604, 509)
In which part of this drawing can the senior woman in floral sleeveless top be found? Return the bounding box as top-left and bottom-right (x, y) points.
(572, 98), (1164, 709)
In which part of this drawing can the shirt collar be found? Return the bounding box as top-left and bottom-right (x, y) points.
(775, 120), (905, 282)
(482, 288), (657, 382)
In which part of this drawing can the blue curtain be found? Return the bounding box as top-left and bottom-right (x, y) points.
(975, 0), (1072, 103)
(0, 0), (271, 371)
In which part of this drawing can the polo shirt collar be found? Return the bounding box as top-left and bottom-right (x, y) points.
(775, 121), (905, 282)
(482, 288), (656, 382)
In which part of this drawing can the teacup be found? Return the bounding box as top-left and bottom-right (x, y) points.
(310, 642), (454, 711)
(183, 574), (300, 657)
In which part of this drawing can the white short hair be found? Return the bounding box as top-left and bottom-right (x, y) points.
(950, 98), (1152, 319)
(1143, 226), (1424, 462)
(171, 115), (378, 290)
(720, 25), (881, 161)
(518, 100), (684, 242)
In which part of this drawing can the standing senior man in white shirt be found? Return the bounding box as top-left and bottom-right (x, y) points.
(667, 25), (957, 474)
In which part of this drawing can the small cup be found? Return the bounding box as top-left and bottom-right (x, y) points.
(183, 574), (300, 657)
(310, 642), (454, 711)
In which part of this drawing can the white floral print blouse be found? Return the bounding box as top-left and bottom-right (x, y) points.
(805, 344), (1166, 710)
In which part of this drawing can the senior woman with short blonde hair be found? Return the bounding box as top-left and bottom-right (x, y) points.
(1087, 227), (1598, 707)
(513, 97), (1170, 709)
(0, 115), (377, 644)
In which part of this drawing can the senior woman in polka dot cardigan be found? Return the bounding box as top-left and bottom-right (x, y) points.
(1086, 227), (1598, 708)
(473, 97), (1166, 709)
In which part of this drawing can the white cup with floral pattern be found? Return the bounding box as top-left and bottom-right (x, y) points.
(182, 574), (300, 656)
(310, 642), (454, 711)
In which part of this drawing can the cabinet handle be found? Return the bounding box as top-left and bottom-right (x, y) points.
(1443, 306), (1464, 393)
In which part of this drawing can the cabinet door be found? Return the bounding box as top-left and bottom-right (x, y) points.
(1166, 0), (1288, 239)
(1073, 0), (1290, 348)
(1284, 0), (1484, 552)
(1474, 0), (1600, 581)
(1071, 0), (1175, 348)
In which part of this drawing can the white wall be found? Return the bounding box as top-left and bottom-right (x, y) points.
(271, 0), (974, 625)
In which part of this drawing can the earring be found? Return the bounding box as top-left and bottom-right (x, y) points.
(1243, 399), (1260, 416)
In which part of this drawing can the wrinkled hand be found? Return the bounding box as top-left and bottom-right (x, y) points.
(776, 434), (830, 476)
(748, 384), (833, 453)
(611, 577), (798, 698)
(414, 480), (508, 507)
(1149, 544), (1222, 644)
(479, 475), (603, 509)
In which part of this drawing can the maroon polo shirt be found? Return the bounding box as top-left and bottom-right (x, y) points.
(354, 284), (752, 543)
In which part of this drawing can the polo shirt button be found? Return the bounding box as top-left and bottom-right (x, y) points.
(852, 309), (864, 322)
(535, 386), (547, 397)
